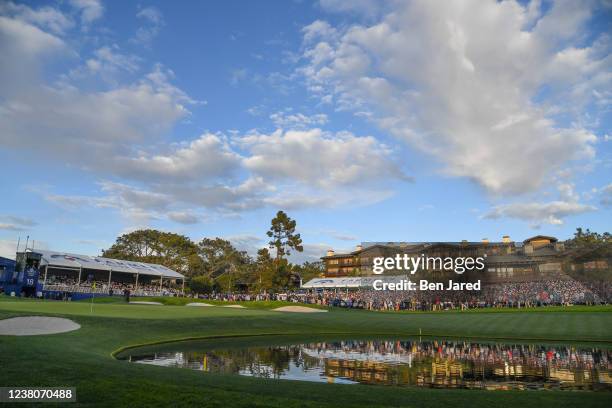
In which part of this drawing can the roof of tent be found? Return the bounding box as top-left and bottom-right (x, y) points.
(302, 275), (409, 289)
(34, 249), (184, 279)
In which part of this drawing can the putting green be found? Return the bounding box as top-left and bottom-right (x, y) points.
(0, 297), (610, 407)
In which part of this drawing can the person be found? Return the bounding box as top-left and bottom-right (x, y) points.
(109, 288), (114, 297)
(124, 288), (131, 303)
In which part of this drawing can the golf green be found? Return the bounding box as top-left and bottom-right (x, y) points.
(1, 297), (611, 407)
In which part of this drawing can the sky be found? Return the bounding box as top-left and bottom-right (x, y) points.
(0, 0), (610, 263)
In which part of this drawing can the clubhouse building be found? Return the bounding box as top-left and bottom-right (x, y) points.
(316, 235), (608, 284)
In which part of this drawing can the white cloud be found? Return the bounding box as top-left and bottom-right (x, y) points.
(557, 182), (579, 202)
(0, 3), (414, 227)
(484, 178), (598, 227)
(600, 183), (612, 207)
(241, 128), (410, 189)
(0, 215), (37, 232)
(302, 20), (337, 44)
(301, 0), (607, 195)
(40, 126), (409, 219)
(0, 240), (17, 258)
(167, 211), (199, 225)
(131, 6), (165, 46)
(0, 224), (24, 231)
(0, 239), (49, 259)
(136, 6), (164, 25)
(484, 201), (596, 227)
(0, 15), (64, 59)
(0, 216), (37, 228)
(270, 110), (328, 128)
(86, 45), (140, 74)
(99, 182), (172, 211)
(326, 230), (358, 241)
(69, 0), (103, 25)
(0, 2), (74, 34)
(116, 133), (240, 182)
(0, 30), (194, 178)
(42, 181), (170, 224)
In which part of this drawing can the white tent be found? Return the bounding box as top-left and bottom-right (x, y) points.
(302, 275), (409, 289)
(35, 249), (184, 279)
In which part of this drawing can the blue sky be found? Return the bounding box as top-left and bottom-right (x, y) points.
(0, 0), (610, 262)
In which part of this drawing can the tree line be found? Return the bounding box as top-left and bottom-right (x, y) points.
(101, 211), (324, 293)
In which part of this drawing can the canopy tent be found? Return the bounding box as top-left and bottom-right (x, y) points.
(35, 249), (184, 279)
(302, 275), (409, 289)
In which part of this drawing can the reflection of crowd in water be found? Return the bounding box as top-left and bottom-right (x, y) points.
(294, 280), (611, 311)
(306, 339), (611, 372)
(299, 340), (612, 390)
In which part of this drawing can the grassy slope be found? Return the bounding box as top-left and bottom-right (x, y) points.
(0, 297), (611, 408)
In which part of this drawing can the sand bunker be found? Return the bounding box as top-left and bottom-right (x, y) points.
(272, 306), (327, 313)
(222, 304), (246, 308)
(186, 302), (214, 307)
(0, 316), (81, 336)
(129, 301), (162, 305)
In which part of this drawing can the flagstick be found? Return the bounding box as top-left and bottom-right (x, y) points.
(90, 285), (95, 313)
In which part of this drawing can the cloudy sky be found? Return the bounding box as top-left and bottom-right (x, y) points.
(0, 0), (610, 262)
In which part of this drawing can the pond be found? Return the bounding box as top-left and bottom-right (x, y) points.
(117, 337), (612, 391)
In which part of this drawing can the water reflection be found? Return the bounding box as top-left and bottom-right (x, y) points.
(123, 339), (612, 391)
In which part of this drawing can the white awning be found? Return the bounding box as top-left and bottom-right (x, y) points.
(301, 278), (360, 288)
(35, 249), (184, 279)
(302, 275), (409, 289)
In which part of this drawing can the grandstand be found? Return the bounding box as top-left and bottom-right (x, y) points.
(0, 249), (185, 298)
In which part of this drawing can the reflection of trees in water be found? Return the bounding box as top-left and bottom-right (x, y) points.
(194, 347), (293, 378)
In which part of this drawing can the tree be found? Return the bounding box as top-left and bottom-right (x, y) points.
(253, 248), (274, 291)
(264, 211), (304, 291)
(566, 228), (610, 248)
(189, 275), (215, 294)
(197, 238), (252, 292)
(267, 211), (303, 261)
(292, 261), (325, 284)
(103, 229), (201, 275)
(564, 228), (611, 284)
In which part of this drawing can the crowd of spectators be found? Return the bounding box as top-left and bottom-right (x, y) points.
(194, 292), (289, 302)
(43, 275), (181, 297)
(290, 279), (609, 311)
(38, 274), (611, 310)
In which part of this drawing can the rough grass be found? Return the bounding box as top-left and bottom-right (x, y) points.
(0, 295), (611, 407)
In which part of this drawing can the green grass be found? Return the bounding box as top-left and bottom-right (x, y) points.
(1, 295), (611, 407)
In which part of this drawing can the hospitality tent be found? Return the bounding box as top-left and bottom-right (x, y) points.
(302, 275), (409, 289)
(35, 249), (184, 289)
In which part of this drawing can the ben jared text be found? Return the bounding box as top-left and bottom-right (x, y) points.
(372, 279), (481, 291)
